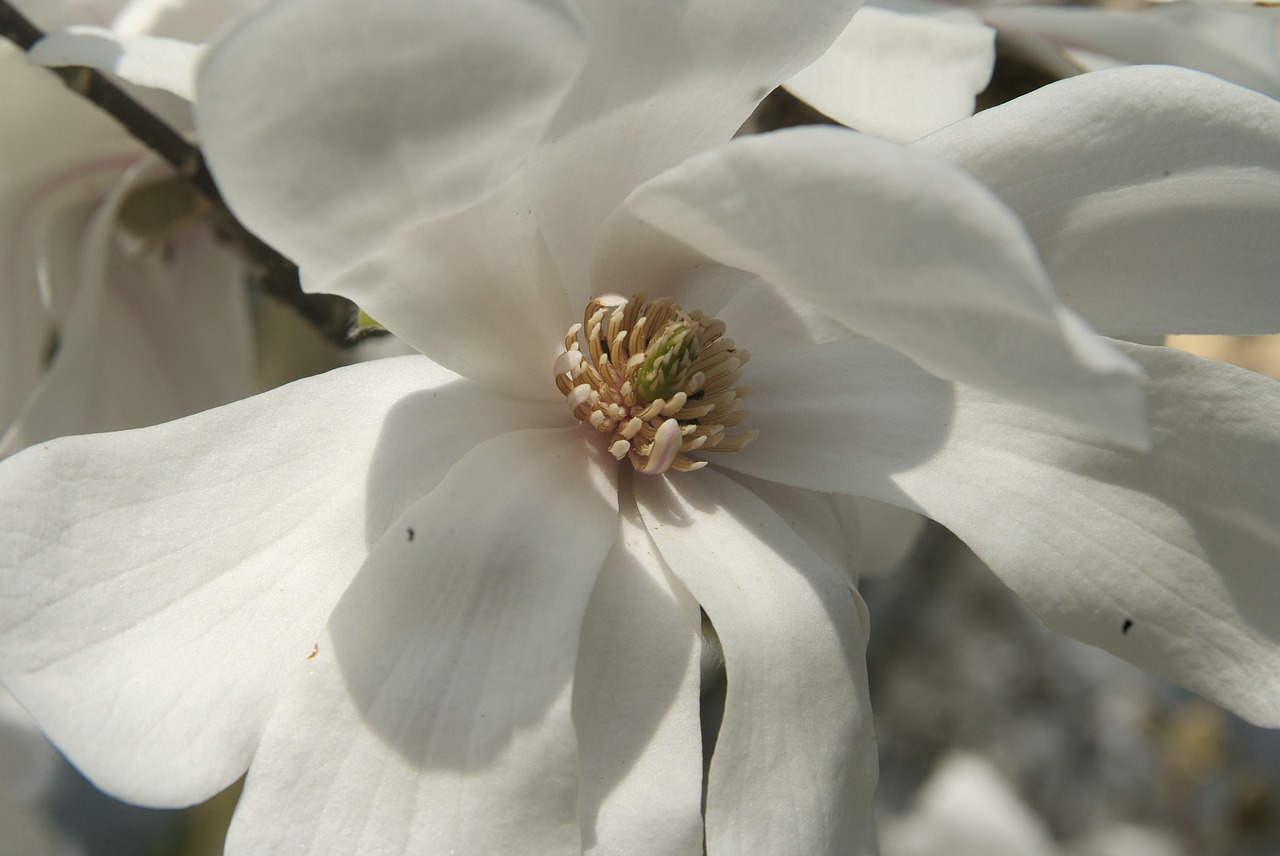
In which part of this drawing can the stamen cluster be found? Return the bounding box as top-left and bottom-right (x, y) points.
(555, 293), (757, 475)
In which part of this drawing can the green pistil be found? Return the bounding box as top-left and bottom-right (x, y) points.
(636, 323), (701, 403)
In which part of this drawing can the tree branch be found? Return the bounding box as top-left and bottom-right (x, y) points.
(0, 0), (375, 346)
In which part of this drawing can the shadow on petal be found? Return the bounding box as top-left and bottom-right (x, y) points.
(716, 336), (958, 512)
(336, 427), (618, 769)
(889, 343), (1280, 725)
(634, 469), (879, 854)
(360, 376), (568, 551)
(574, 495), (704, 852)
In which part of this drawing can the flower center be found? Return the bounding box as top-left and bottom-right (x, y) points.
(554, 293), (757, 475)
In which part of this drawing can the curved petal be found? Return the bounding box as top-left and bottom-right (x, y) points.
(324, 173), (571, 397)
(720, 471), (859, 581)
(31, 26), (205, 100)
(0, 357), (556, 806)
(982, 6), (1280, 99)
(195, 0), (588, 279)
(636, 469), (878, 856)
(574, 494), (704, 856)
(227, 428), (619, 855)
(1, 160), (255, 456)
(843, 496), (927, 579)
(915, 66), (1280, 335)
(528, 0), (863, 297)
(733, 341), (1280, 726)
(718, 336), (957, 507)
(617, 127), (1147, 447)
(785, 0), (995, 142)
(0, 45), (136, 431)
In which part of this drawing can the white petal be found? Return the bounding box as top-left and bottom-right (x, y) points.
(982, 6), (1280, 99)
(588, 210), (758, 323)
(31, 26), (204, 100)
(2, 161), (255, 455)
(195, 0), (588, 279)
(720, 470), (859, 580)
(636, 470), (878, 856)
(226, 428), (619, 855)
(529, 0), (862, 298)
(716, 278), (855, 358)
(731, 340), (1280, 726)
(916, 66), (1280, 335)
(843, 496), (926, 580)
(785, 0), (995, 142)
(0, 357), (563, 806)
(323, 174), (571, 396)
(722, 336), (957, 505)
(619, 127), (1147, 447)
(574, 497), (704, 856)
(0, 44), (135, 432)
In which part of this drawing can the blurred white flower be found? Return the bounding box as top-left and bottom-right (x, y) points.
(0, 1), (1278, 855)
(880, 753), (1057, 856)
(880, 753), (1180, 856)
(0, 0), (256, 457)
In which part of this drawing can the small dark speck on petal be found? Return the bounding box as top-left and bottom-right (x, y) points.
(306, 643), (318, 660)
(1162, 169), (1171, 177)
(1122, 618), (1134, 635)
(407, 527), (415, 542)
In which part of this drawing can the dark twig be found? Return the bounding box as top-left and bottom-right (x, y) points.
(0, 0), (370, 346)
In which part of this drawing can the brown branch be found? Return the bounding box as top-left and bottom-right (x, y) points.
(0, 0), (374, 346)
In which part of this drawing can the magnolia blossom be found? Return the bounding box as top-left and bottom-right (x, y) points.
(0, 0), (255, 457)
(2, 1), (1280, 854)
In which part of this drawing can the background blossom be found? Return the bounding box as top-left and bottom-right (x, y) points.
(0, 0), (256, 457)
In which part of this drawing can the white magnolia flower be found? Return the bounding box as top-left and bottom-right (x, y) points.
(2, 1), (1279, 854)
(0, 0), (256, 457)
